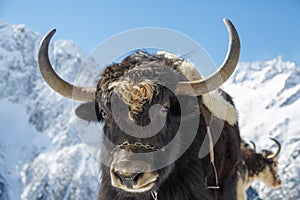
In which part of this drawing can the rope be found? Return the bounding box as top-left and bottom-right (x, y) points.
(202, 105), (220, 189)
(206, 126), (220, 189)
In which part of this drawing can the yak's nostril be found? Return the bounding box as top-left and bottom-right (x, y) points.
(114, 171), (123, 183)
(132, 173), (143, 183)
(114, 171), (144, 187)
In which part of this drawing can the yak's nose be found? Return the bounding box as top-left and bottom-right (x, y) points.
(112, 160), (148, 188)
(273, 178), (281, 187)
(113, 170), (143, 188)
(110, 160), (158, 192)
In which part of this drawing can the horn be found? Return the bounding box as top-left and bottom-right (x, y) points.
(250, 141), (257, 152)
(38, 29), (96, 101)
(268, 137), (281, 159)
(175, 18), (240, 96)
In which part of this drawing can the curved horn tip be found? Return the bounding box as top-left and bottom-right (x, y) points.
(42, 29), (57, 41)
(49, 28), (57, 36)
(49, 28), (57, 35)
(39, 29), (57, 49)
(268, 137), (281, 158)
(223, 18), (236, 27)
(250, 140), (257, 151)
(223, 18), (230, 24)
(269, 137), (279, 143)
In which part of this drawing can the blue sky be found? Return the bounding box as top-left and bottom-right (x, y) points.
(1, 0), (300, 66)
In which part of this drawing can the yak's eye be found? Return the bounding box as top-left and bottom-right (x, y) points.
(161, 106), (170, 113)
(101, 110), (107, 118)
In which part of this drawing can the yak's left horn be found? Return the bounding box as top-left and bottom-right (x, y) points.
(175, 18), (240, 96)
(250, 141), (257, 152)
(38, 29), (96, 102)
(268, 137), (281, 159)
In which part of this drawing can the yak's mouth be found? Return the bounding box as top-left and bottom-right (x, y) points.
(110, 169), (159, 193)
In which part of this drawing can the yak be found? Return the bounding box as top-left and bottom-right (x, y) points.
(38, 19), (242, 200)
(237, 138), (282, 200)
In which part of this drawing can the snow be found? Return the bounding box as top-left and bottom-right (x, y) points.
(0, 99), (51, 200)
(0, 19), (299, 199)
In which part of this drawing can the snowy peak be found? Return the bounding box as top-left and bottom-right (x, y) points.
(226, 57), (300, 115)
(230, 57), (297, 89)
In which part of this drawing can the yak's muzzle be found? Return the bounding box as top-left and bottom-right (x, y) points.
(110, 149), (159, 192)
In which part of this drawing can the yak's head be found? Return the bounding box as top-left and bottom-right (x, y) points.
(37, 19), (240, 193)
(243, 138), (282, 188)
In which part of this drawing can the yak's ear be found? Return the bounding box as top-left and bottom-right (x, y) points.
(75, 102), (102, 122)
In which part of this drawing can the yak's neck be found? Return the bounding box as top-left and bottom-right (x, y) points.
(157, 157), (212, 200)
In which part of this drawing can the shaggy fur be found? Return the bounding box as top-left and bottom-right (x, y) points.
(109, 77), (158, 119)
(76, 51), (242, 200)
(236, 141), (281, 200)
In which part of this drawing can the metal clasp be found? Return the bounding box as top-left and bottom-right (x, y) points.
(151, 190), (158, 200)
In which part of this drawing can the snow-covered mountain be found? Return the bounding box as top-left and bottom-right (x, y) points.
(0, 20), (100, 200)
(0, 20), (299, 199)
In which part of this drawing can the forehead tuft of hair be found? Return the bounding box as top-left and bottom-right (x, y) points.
(109, 77), (158, 117)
